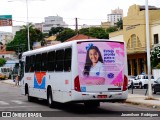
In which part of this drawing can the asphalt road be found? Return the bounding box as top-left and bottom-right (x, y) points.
(0, 81), (159, 120)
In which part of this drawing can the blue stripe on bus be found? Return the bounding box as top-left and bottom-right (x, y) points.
(34, 75), (46, 89)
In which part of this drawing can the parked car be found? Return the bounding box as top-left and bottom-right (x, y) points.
(128, 76), (135, 88)
(152, 77), (160, 94)
(133, 74), (155, 89)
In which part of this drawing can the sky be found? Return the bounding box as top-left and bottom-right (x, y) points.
(0, 0), (159, 32)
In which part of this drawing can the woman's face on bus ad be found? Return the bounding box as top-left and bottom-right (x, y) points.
(89, 49), (99, 64)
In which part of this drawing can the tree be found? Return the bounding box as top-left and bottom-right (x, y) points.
(151, 46), (160, 68)
(79, 28), (90, 36)
(6, 23), (45, 52)
(56, 28), (76, 42)
(0, 58), (6, 67)
(116, 19), (123, 30)
(106, 26), (117, 33)
(79, 27), (109, 39)
(49, 27), (64, 36)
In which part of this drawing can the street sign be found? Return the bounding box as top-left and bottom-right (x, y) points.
(0, 15), (12, 26)
(0, 15), (12, 20)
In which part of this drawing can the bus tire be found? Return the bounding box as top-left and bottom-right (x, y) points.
(25, 85), (34, 102)
(47, 88), (54, 108)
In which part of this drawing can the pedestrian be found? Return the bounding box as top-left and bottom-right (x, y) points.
(15, 75), (19, 86)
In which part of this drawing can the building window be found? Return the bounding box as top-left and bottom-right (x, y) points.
(154, 34), (159, 44)
(131, 34), (136, 48)
(127, 39), (131, 48)
(137, 37), (142, 47)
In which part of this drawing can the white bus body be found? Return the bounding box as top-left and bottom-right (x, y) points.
(0, 67), (11, 79)
(20, 39), (128, 107)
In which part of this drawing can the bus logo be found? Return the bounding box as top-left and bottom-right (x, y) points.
(107, 73), (114, 79)
(34, 72), (46, 89)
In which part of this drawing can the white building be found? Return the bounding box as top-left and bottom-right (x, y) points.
(107, 8), (123, 25)
(0, 31), (13, 45)
(42, 16), (68, 33)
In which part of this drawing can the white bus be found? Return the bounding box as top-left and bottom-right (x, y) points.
(0, 67), (11, 79)
(20, 39), (128, 108)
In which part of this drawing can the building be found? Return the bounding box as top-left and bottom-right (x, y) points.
(109, 4), (160, 76)
(107, 7), (123, 24)
(34, 23), (43, 32)
(101, 7), (123, 29)
(65, 34), (96, 42)
(0, 31), (13, 45)
(44, 35), (61, 46)
(12, 26), (23, 37)
(42, 16), (68, 33)
(101, 21), (115, 29)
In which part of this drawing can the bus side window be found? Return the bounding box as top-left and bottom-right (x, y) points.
(55, 49), (64, 71)
(25, 56), (30, 73)
(41, 52), (48, 71)
(35, 54), (41, 72)
(48, 51), (55, 71)
(29, 55), (35, 72)
(64, 48), (72, 72)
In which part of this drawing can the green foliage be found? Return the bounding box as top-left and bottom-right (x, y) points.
(6, 23), (45, 52)
(79, 27), (109, 39)
(56, 28), (76, 42)
(106, 26), (117, 33)
(116, 19), (123, 30)
(0, 58), (6, 67)
(151, 46), (160, 68)
(79, 28), (90, 36)
(49, 27), (64, 36)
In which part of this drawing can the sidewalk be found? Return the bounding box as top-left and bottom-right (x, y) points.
(1, 79), (20, 86)
(126, 93), (160, 109)
(1, 79), (160, 109)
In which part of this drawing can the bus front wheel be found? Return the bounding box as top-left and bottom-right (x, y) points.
(25, 85), (34, 102)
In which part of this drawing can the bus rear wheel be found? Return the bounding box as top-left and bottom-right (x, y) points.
(47, 88), (54, 108)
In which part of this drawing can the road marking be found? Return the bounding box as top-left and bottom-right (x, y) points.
(0, 106), (41, 109)
(11, 100), (25, 104)
(0, 101), (9, 105)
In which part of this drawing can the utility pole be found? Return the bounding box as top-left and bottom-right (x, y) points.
(26, 0), (30, 51)
(145, 0), (152, 98)
(75, 17), (78, 33)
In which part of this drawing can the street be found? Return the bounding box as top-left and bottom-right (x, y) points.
(0, 81), (159, 120)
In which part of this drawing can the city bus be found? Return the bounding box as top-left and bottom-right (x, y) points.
(0, 67), (11, 79)
(20, 39), (128, 108)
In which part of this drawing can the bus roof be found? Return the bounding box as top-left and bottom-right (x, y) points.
(22, 39), (124, 56)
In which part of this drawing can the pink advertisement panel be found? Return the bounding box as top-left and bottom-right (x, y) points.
(77, 41), (125, 86)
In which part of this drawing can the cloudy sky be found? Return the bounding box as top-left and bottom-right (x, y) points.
(0, 0), (159, 32)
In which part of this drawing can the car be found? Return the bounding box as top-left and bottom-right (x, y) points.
(133, 74), (155, 89)
(128, 76), (135, 89)
(152, 77), (160, 94)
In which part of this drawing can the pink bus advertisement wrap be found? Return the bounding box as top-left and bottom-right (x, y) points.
(77, 41), (125, 87)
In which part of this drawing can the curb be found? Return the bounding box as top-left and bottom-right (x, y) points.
(125, 98), (160, 110)
(1, 80), (16, 85)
